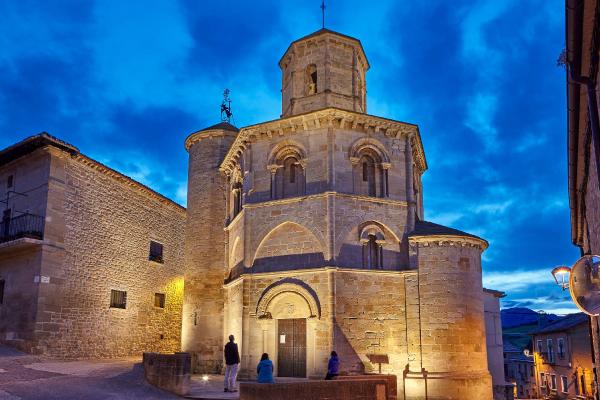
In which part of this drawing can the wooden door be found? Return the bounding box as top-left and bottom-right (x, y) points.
(277, 318), (306, 377)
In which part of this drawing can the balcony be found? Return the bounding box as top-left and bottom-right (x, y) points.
(0, 213), (44, 244)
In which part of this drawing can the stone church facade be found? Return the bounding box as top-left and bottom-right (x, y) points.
(0, 29), (492, 399)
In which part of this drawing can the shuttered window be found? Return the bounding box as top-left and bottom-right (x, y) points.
(154, 293), (165, 308)
(110, 290), (127, 309)
(149, 241), (164, 263)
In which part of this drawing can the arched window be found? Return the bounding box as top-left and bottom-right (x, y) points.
(268, 143), (306, 200)
(350, 139), (391, 198)
(306, 64), (317, 95)
(282, 156), (302, 198)
(231, 181), (243, 219)
(361, 155), (376, 196)
(363, 234), (382, 269)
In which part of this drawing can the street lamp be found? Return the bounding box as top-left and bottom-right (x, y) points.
(551, 265), (572, 290)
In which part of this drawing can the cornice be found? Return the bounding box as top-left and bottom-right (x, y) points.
(185, 129), (237, 151)
(223, 266), (417, 288)
(220, 107), (427, 175)
(240, 191), (409, 211)
(408, 234), (488, 251)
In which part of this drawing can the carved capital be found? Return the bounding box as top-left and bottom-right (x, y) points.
(267, 164), (281, 174)
(349, 156), (360, 165)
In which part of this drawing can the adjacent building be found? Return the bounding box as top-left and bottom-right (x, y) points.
(532, 313), (594, 399)
(0, 135), (185, 358)
(0, 27), (499, 399)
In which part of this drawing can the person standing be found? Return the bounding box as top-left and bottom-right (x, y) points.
(224, 335), (240, 392)
(256, 353), (275, 383)
(325, 351), (339, 380)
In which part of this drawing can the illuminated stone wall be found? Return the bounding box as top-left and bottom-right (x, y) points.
(408, 238), (492, 400)
(33, 146), (186, 358)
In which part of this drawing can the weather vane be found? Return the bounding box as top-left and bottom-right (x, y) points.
(220, 88), (233, 123)
(320, 0), (326, 29)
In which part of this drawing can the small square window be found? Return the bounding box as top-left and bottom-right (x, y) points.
(0, 279), (5, 304)
(110, 289), (127, 309)
(154, 293), (165, 308)
(149, 241), (163, 263)
(7, 175), (13, 189)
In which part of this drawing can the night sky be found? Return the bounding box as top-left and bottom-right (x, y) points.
(0, 0), (579, 313)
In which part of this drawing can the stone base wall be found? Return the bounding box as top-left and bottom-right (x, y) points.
(143, 352), (191, 396)
(240, 374), (397, 400)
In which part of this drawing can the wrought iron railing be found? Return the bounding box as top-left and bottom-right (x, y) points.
(0, 213), (45, 244)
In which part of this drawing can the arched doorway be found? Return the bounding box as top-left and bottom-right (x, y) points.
(255, 281), (321, 378)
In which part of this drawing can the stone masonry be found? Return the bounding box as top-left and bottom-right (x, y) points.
(0, 27), (495, 400)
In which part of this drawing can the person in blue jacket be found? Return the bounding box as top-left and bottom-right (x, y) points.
(325, 351), (339, 380)
(256, 353), (275, 383)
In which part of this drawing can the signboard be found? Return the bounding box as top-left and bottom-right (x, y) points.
(367, 354), (389, 364)
(279, 334), (286, 344)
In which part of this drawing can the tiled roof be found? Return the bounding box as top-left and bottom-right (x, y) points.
(503, 342), (522, 353)
(199, 122), (239, 132)
(408, 220), (484, 241)
(0, 132), (78, 166)
(533, 313), (588, 334)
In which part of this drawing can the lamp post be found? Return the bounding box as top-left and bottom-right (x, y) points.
(551, 265), (572, 291)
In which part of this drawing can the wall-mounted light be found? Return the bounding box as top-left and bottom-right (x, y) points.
(551, 265), (572, 290)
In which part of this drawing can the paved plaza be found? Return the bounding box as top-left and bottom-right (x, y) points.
(0, 345), (182, 400)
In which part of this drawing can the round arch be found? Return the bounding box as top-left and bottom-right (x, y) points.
(255, 278), (321, 319)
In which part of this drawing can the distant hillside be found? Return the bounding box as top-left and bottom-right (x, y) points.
(501, 307), (560, 329)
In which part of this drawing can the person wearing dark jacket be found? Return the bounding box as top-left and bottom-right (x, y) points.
(224, 335), (240, 392)
(325, 351), (339, 380)
(256, 353), (275, 383)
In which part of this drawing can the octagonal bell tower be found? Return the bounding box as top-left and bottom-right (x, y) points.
(279, 29), (370, 117)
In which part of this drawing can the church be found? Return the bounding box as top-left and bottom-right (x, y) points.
(0, 28), (493, 399)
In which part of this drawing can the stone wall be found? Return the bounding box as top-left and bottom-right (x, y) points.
(334, 271), (410, 375)
(33, 147), (186, 358)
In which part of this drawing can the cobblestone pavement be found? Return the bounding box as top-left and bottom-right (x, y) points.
(0, 346), (179, 399)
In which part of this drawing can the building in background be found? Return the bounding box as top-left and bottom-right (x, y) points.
(503, 341), (536, 399)
(532, 313), (594, 399)
(566, 0), (600, 398)
(484, 289), (514, 400)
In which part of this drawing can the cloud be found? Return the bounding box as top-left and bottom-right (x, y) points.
(483, 269), (556, 293)
(464, 93), (499, 152)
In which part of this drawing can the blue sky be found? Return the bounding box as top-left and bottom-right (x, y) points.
(0, 0), (579, 313)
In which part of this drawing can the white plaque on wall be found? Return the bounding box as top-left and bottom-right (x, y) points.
(279, 334), (286, 344)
